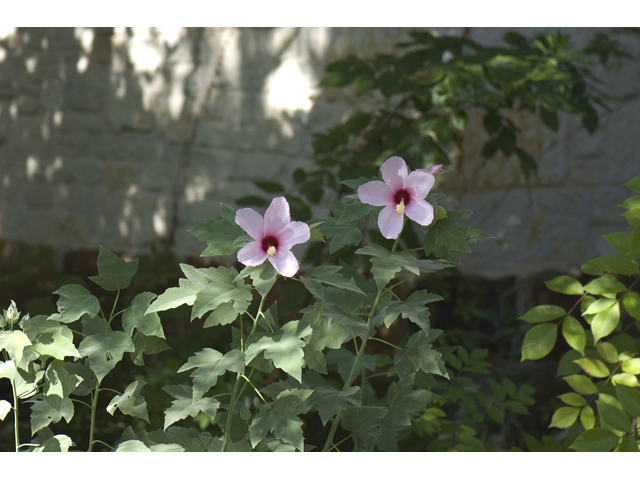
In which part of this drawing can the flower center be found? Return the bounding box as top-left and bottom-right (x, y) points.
(262, 236), (278, 256)
(394, 190), (411, 214)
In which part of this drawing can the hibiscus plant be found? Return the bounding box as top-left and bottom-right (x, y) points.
(0, 156), (500, 452)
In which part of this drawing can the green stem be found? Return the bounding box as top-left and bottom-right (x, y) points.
(367, 336), (402, 350)
(107, 289), (120, 327)
(221, 294), (268, 452)
(12, 381), (19, 453)
(240, 374), (271, 408)
(322, 230), (404, 452)
(88, 385), (100, 452)
(92, 439), (114, 451)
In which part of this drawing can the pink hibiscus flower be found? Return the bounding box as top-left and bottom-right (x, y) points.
(357, 156), (436, 239)
(235, 197), (310, 277)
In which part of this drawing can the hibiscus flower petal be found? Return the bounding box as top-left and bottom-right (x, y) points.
(358, 180), (394, 207)
(264, 196), (291, 236)
(406, 169), (435, 199)
(378, 204), (405, 239)
(235, 208), (265, 241)
(380, 156), (408, 192)
(278, 221), (310, 249)
(237, 241), (268, 266)
(405, 198), (434, 226)
(268, 248), (299, 277)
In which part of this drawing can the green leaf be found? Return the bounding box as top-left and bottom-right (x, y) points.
(574, 358), (609, 378)
(145, 265), (207, 314)
(423, 217), (471, 255)
(310, 385), (361, 425)
(106, 380), (149, 422)
(624, 176), (640, 192)
(78, 331), (135, 383)
(202, 302), (238, 328)
(570, 428), (620, 452)
(603, 232), (633, 257)
(387, 374), (438, 427)
(564, 374), (598, 395)
(394, 331), (448, 379)
(122, 292), (165, 339)
(544, 276), (584, 296)
(50, 284), (100, 324)
(562, 316), (585, 355)
(591, 302), (620, 344)
(178, 348), (244, 399)
(615, 384), (640, 417)
(490, 381), (506, 402)
(461, 227), (494, 246)
(356, 244), (419, 290)
(162, 385), (220, 431)
(234, 263), (278, 298)
(130, 332), (170, 366)
(619, 195), (640, 209)
(189, 204), (246, 257)
(596, 342), (618, 364)
(617, 435), (639, 452)
(0, 330), (31, 363)
(31, 429), (74, 452)
(383, 290), (442, 331)
(559, 392), (586, 407)
(583, 297), (616, 315)
(316, 215), (362, 254)
(21, 319), (80, 361)
(519, 305), (566, 323)
(611, 373), (640, 387)
(588, 255), (639, 276)
(245, 321), (312, 382)
(249, 389), (312, 451)
(623, 291), (640, 320)
(115, 440), (152, 452)
(504, 400), (529, 415)
(584, 275), (627, 295)
(580, 405), (595, 430)
(597, 400), (631, 433)
(343, 405), (389, 451)
(549, 406), (580, 429)
(190, 267), (252, 321)
(27, 393), (74, 436)
(300, 266), (366, 300)
(0, 399), (10, 421)
(487, 407), (504, 424)
(521, 323), (557, 361)
(622, 358), (640, 375)
(337, 200), (373, 224)
(89, 246), (138, 291)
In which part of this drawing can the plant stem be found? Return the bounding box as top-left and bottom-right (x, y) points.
(221, 294), (268, 452)
(12, 381), (19, 453)
(88, 385), (100, 452)
(322, 230), (404, 451)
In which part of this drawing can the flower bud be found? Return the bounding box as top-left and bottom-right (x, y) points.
(429, 164), (443, 176)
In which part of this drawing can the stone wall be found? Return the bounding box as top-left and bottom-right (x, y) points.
(0, 27), (637, 280)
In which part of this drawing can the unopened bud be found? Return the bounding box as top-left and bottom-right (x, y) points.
(429, 164), (443, 176)
(3, 300), (20, 325)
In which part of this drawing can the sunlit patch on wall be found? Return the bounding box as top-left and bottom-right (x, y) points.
(26, 156), (39, 181)
(0, 27), (16, 41)
(77, 55), (89, 73)
(153, 198), (167, 236)
(74, 27), (94, 54)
